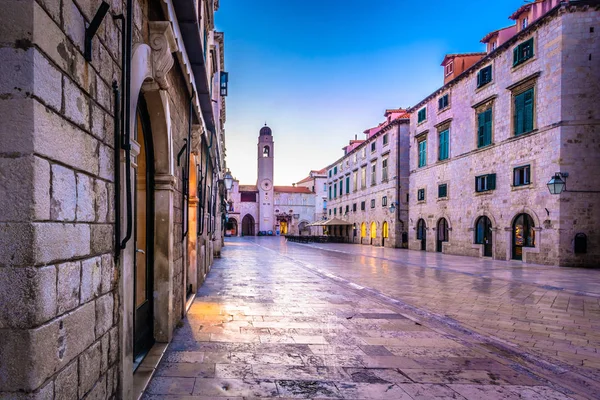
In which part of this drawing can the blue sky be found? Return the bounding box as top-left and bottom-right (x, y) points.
(216, 1), (521, 185)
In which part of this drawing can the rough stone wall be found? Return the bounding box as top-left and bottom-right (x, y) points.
(408, 8), (599, 267)
(0, 0), (121, 397)
(326, 124), (404, 247)
(557, 9), (600, 267)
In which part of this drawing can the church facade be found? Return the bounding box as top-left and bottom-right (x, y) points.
(227, 125), (320, 236)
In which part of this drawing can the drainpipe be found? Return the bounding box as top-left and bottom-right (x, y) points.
(396, 121), (402, 247)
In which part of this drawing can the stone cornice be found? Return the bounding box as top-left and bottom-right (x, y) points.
(148, 21), (179, 90)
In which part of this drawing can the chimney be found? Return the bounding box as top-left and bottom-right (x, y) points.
(355, 134), (357, 140)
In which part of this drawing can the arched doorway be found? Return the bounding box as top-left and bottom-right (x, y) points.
(242, 214), (255, 236)
(370, 222), (377, 245)
(226, 218), (238, 236)
(133, 100), (155, 361)
(436, 218), (449, 252)
(475, 216), (493, 257)
(299, 221), (309, 236)
(382, 222), (389, 246)
(361, 222), (367, 239)
(416, 219), (426, 251)
(513, 213), (535, 260)
(280, 220), (288, 235)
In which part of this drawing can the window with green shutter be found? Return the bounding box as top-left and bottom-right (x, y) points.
(475, 173), (496, 192)
(417, 189), (425, 201)
(345, 176), (350, 194)
(417, 107), (427, 123)
(477, 108), (492, 148)
(418, 139), (427, 167)
(513, 38), (534, 67)
(438, 129), (449, 161)
(438, 184), (448, 198)
(339, 180), (343, 196)
(333, 183), (337, 198)
(328, 186), (331, 200)
(334, 166), (337, 175)
(477, 65), (492, 88)
(514, 88), (534, 136)
(438, 94), (449, 110)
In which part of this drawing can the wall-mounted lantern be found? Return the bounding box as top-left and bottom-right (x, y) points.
(220, 72), (229, 96)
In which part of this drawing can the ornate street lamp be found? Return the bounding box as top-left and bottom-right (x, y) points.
(223, 169), (234, 191)
(388, 201), (399, 213)
(547, 172), (567, 194)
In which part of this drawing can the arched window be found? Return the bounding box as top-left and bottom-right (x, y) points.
(370, 222), (377, 239)
(361, 222), (367, 238)
(263, 146), (270, 157)
(416, 219), (426, 240)
(513, 213), (535, 260)
(475, 216), (492, 244)
(382, 221), (389, 238)
(437, 218), (448, 252)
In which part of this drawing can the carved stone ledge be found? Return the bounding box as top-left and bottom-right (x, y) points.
(148, 21), (179, 90)
(155, 173), (177, 191)
(191, 125), (204, 155)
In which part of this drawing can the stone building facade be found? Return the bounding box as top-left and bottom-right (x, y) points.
(296, 168), (328, 226)
(0, 0), (228, 398)
(407, 0), (600, 267)
(325, 110), (410, 247)
(226, 125), (318, 237)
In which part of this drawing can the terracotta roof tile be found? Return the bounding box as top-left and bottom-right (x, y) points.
(239, 185), (257, 192)
(274, 186), (312, 194)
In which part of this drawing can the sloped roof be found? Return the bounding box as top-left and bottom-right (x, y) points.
(296, 176), (313, 184)
(274, 186), (312, 194)
(440, 52), (486, 66)
(481, 25), (515, 43)
(239, 185), (258, 192)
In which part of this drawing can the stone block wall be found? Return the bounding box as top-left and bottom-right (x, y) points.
(0, 0), (120, 397)
(407, 5), (599, 267)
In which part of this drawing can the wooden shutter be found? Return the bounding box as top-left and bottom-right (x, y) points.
(475, 176), (480, 192)
(477, 71), (481, 87)
(524, 88), (534, 132)
(488, 173), (496, 190)
(477, 112), (486, 147)
(438, 98), (443, 110)
(513, 46), (520, 66)
(484, 109), (492, 145)
(514, 91), (525, 135)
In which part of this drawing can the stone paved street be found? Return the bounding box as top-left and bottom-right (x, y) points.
(143, 238), (600, 399)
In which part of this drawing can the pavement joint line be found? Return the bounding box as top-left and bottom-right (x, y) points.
(249, 239), (600, 399)
(292, 241), (600, 299)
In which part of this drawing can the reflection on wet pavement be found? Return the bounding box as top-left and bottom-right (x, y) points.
(143, 238), (597, 399)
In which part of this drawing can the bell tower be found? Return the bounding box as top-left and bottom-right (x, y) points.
(257, 124), (274, 232)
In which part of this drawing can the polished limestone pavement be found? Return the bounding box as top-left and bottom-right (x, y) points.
(142, 237), (598, 399)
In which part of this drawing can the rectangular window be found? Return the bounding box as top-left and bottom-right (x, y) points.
(362, 147), (367, 158)
(514, 165), (531, 186)
(445, 62), (453, 76)
(438, 184), (448, 198)
(417, 107), (427, 123)
(383, 134), (388, 146)
(371, 162), (377, 186)
(334, 208), (337, 216)
(352, 203), (357, 212)
(417, 189), (425, 201)
(345, 176), (350, 194)
(329, 209), (332, 216)
(333, 183), (337, 198)
(339, 180), (343, 196)
(328, 186), (332, 200)
(475, 173), (497, 192)
(418, 140), (427, 167)
(323, 183), (326, 191)
(353, 153), (357, 163)
(334, 166), (337, 175)
(361, 166), (367, 189)
(371, 142), (376, 153)
(477, 65), (492, 88)
(371, 199), (375, 208)
(477, 108), (492, 148)
(382, 158), (388, 181)
(345, 205), (349, 214)
(361, 201), (366, 211)
(513, 38), (534, 67)
(514, 88), (534, 136)
(438, 94), (449, 110)
(382, 196), (388, 206)
(339, 207), (342, 215)
(438, 129), (449, 161)
(328, 170), (332, 178)
(353, 172), (358, 192)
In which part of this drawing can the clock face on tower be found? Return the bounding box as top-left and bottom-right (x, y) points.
(260, 179), (272, 191)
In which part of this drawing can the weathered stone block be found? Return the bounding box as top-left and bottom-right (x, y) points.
(78, 341), (101, 398)
(0, 222), (34, 267)
(33, 156), (51, 221)
(94, 180), (108, 223)
(0, 0), (33, 45)
(108, 327), (118, 366)
(100, 253), (114, 294)
(32, 222), (90, 265)
(0, 301), (94, 392)
(95, 293), (114, 338)
(80, 256), (101, 303)
(0, 380), (54, 400)
(57, 261), (81, 314)
(0, 156), (33, 223)
(33, 50), (62, 110)
(63, 76), (89, 130)
(50, 164), (76, 221)
(0, 266), (56, 329)
(90, 104), (105, 142)
(54, 360), (78, 400)
(98, 143), (113, 181)
(76, 173), (95, 222)
(33, 101), (99, 175)
(0, 98), (34, 155)
(62, 0), (86, 53)
(91, 224), (113, 254)
(82, 374), (106, 400)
